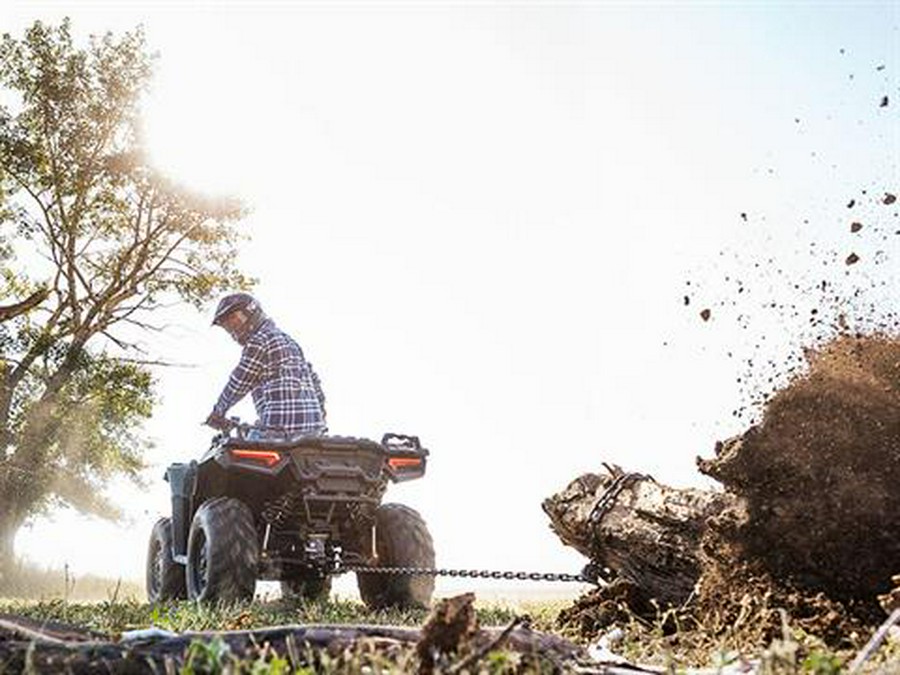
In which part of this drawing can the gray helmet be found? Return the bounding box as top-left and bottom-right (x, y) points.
(212, 292), (266, 343)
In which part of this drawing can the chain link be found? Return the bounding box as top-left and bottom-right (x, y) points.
(338, 565), (599, 585)
(588, 471), (651, 526)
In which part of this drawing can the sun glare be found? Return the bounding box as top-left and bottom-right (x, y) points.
(142, 90), (241, 195)
(140, 32), (274, 198)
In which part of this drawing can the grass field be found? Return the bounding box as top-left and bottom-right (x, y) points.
(0, 592), (576, 674)
(3, 593), (895, 673)
(2, 572), (898, 673)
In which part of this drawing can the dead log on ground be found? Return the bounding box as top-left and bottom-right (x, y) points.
(542, 464), (732, 610)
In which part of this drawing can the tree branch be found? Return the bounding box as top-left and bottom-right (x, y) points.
(111, 355), (197, 368)
(99, 329), (130, 351)
(120, 316), (168, 332)
(0, 288), (49, 322)
(0, 163), (62, 268)
(128, 220), (200, 295)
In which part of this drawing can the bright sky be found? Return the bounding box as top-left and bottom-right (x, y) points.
(2, 1), (898, 599)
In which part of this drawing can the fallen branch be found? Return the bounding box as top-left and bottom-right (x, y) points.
(848, 608), (900, 673)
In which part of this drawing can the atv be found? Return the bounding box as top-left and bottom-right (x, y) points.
(146, 420), (435, 608)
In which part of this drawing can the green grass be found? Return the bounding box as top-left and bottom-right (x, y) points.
(0, 595), (540, 635)
(2, 594), (897, 673)
(0, 595), (562, 674)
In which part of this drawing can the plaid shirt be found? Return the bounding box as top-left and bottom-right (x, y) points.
(213, 319), (327, 436)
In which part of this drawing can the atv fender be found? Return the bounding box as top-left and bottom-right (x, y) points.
(165, 462), (197, 559)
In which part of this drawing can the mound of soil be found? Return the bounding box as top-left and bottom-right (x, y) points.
(698, 334), (900, 604)
(550, 333), (900, 648)
(556, 579), (655, 640)
(693, 509), (875, 648)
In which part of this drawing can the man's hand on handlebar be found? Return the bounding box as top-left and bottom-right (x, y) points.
(204, 412), (230, 431)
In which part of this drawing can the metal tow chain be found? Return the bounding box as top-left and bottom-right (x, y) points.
(339, 565), (601, 586)
(579, 470), (653, 584)
(588, 471), (652, 526)
(326, 472), (649, 589)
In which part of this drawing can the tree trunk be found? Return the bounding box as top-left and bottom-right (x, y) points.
(0, 511), (20, 590)
(542, 466), (733, 609)
(0, 474), (33, 590)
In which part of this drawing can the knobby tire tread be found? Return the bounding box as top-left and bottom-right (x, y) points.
(357, 503), (435, 609)
(147, 517), (187, 601)
(187, 497), (259, 603)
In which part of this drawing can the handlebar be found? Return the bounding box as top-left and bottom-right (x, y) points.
(209, 418), (303, 444)
(208, 417), (252, 441)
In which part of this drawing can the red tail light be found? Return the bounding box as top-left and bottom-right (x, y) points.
(388, 456), (422, 470)
(231, 449), (282, 467)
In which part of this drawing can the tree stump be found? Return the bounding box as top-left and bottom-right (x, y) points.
(542, 464), (732, 609)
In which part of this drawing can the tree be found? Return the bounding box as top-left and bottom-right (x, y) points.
(0, 19), (251, 582)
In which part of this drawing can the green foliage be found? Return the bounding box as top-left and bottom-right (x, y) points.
(182, 637), (232, 675)
(0, 17), (253, 567)
(801, 649), (844, 674)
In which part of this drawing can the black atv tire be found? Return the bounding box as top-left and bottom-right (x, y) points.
(280, 573), (332, 602)
(186, 497), (259, 603)
(146, 517), (187, 602)
(357, 503), (435, 609)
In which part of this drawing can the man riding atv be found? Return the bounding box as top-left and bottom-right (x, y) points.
(205, 293), (327, 438)
(146, 293), (436, 606)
